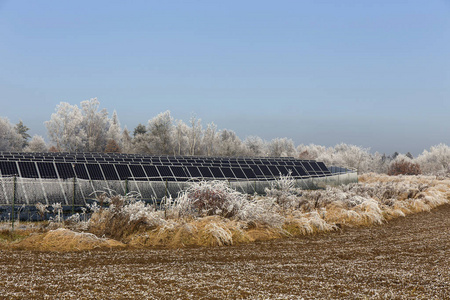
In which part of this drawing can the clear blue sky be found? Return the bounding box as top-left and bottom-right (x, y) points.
(0, 0), (449, 156)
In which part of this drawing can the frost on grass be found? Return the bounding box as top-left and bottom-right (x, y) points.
(3, 173), (449, 250)
(82, 173), (450, 248)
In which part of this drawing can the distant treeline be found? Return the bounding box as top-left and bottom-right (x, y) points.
(1, 98), (449, 175)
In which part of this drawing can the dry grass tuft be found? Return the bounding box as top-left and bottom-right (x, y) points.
(11, 228), (125, 251)
(127, 216), (280, 248)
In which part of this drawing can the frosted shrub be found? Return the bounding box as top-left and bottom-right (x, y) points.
(88, 193), (167, 241)
(237, 196), (285, 228)
(52, 203), (63, 223)
(174, 180), (246, 218)
(170, 180), (286, 229)
(35, 202), (49, 221)
(64, 213), (89, 231)
(416, 144), (450, 175)
(388, 154), (421, 175)
(264, 172), (302, 209)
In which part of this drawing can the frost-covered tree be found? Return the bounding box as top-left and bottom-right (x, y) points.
(121, 127), (133, 153)
(370, 152), (390, 174)
(216, 129), (243, 156)
(132, 131), (150, 154)
(147, 111), (174, 155)
(187, 115), (202, 156)
(14, 120), (31, 148)
(267, 138), (296, 157)
(297, 143), (373, 173)
(326, 143), (372, 173)
(172, 119), (189, 155)
(0, 117), (23, 151)
(202, 122), (217, 156)
(244, 136), (266, 157)
(106, 110), (122, 147)
(45, 102), (86, 152)
(23, 135), (48, 152)
(297, 144), (329, 160)
(81, 98), (109, 152)
(416, 144), (450, 175)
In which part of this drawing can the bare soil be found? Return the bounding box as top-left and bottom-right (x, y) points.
(0, 204), (448, 299)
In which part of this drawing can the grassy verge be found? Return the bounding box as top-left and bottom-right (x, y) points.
(2, 173), (449, 250)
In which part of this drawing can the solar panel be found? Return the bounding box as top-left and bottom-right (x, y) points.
(55, 163), (75, 179)
(186, 166), (201, 178)
(0, 161), (18, 176)
(248, 165), (263, 177)
(209, 167), (225, 178)
(231, 167), (246, 179)
(157, 166), (175, 181)
(198, 166), (213, 178)
(18, 161), (39, 178)
(256, 165), (273, 177)
(85, 164), (104, 180)
(170, 166), (188, 180)
(294, 166), (308, 177)
(275, 166), (291, 176)
(114, 164), (133, 180)
(156, 166), (173, 177)
(316, 162), (331, 173)
(100, 164), (120, 180)
(268, 165), (280, 176)
(74, 164), (89, 179)
(37, 162), (58, 178)
(142, 165), (160, 179)
(309, 162), (323, 172)
(128, 164), (147, 180)
(219, 167), (233, 178)
(242, 168), (257, 179)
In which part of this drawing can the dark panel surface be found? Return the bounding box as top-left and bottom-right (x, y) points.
(0, 161), (19, 176)
(209, 167), (225, 178)
(18, 161), (39, 178)
(100, 164), (120, 180)
(37, 162), (58, 178)
(115, 164), (133, 180)
(242, 168), (257, 179)
(55, 163), (75, 179)
(198, 167), (213, 178)
(231, 167), (246, 179)
(142, 165), (160, 179)
(186, 166), (201, 178)
(74, 164), (89, 179)
(128, 164), (147, 179)
(85, 164), (104, 180)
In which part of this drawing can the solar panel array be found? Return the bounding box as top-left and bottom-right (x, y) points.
(0, 152), (332, 182)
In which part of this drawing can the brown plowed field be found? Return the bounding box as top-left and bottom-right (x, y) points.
(0, 205), (449, 299)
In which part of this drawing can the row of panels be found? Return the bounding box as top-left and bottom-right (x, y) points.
(0, 157), (315, 167)
(0, 155), (307, 163)
(0, 152), (301, 160)
(0, 152), (314, 164)
(0, 161), (330, 181)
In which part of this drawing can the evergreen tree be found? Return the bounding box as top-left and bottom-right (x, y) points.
(15, 120), (31, 148)
(133, 123), (147, 137)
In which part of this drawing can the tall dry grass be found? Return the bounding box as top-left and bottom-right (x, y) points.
(83, 173), (450, 248)
(5, 173), (449, 250)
